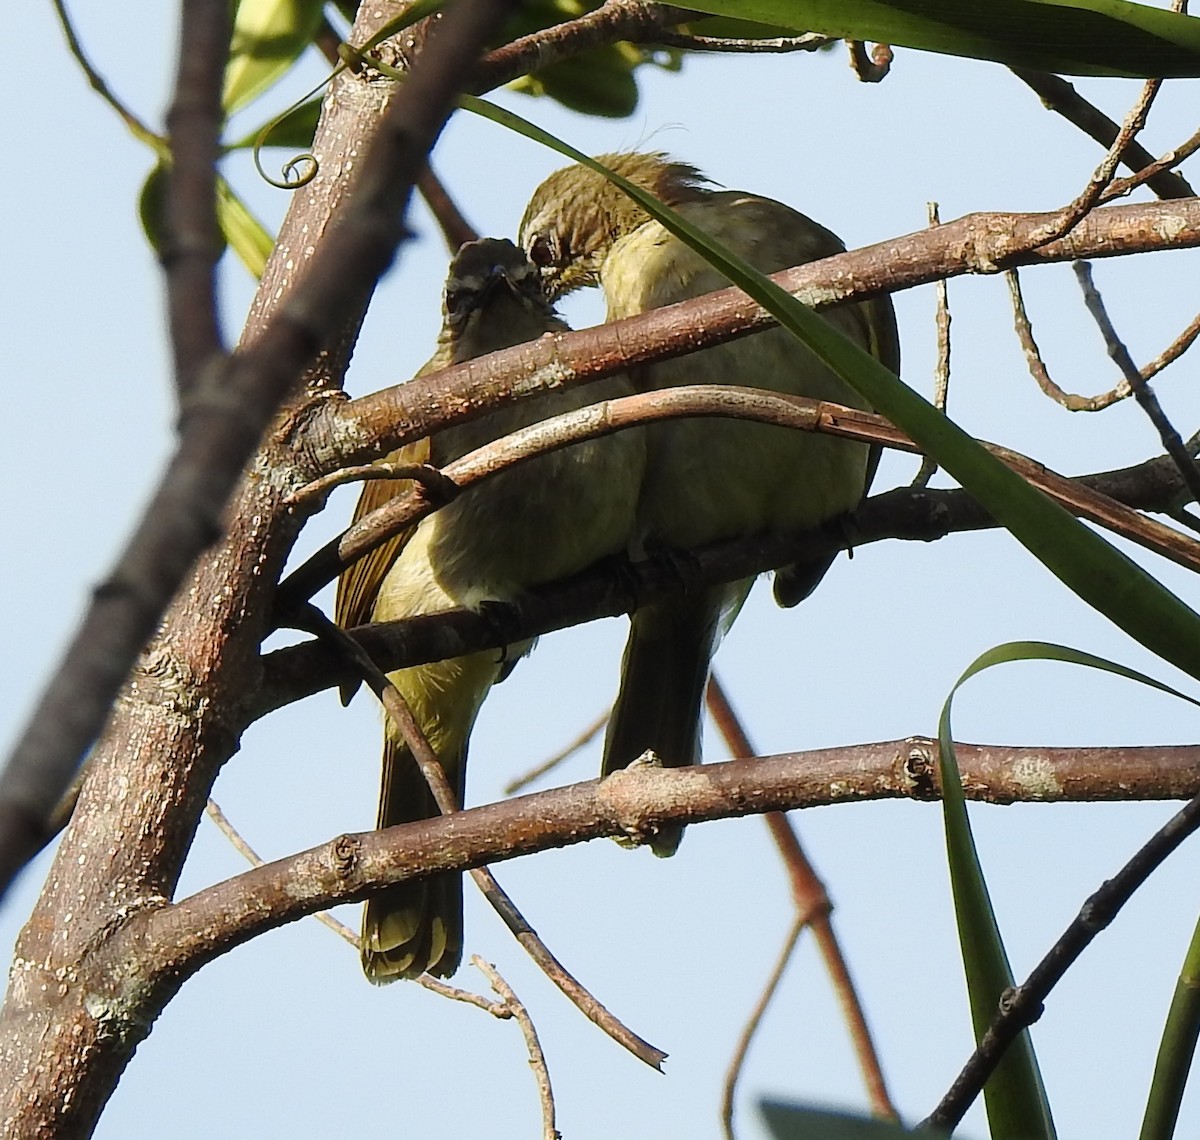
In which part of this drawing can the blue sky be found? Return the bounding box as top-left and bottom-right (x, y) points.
(5, 4), (1200, 1138)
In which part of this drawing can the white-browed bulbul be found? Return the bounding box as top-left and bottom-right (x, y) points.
(519, 154), (900, 854)
(337, 238), (644, 980)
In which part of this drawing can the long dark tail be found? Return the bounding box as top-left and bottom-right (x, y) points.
(361, 733), (465, 982)
(602, 589), (733, 856)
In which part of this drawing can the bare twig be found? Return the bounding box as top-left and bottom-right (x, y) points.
(1026, 76), (1164, 249)
(51, 0), (161, 146)
(262, 440), (1200, 718)
(417, 164), (481, 251)
(1007, 267), (1130, 412)
(294, 604), (668, 1071)
(848, 40), (892, 82)
(922, 790), (1200, 1133)
(473, 957), (559, 1140)
(707, 676), (896, 1122)
(0, 0), (517, 898)
(1011, 69), (1194, 200)
(1101, 125), (1200, 205)
(204, 798), (361, 946)
(328, 195), (1200, 481)
(1144, 308), (1200, 383)
(285, 460), (460, 507)
(164, 0), (229, 398)
(720, 911), (808, 1140)
(504, 710), (609, 795)
(207, 801), (517, 1011)
(1010, 266), (1200, 412)
(281, 385), (1200, 618)
(913, 202), (950, 487)
(1074, 261), (1200, 504)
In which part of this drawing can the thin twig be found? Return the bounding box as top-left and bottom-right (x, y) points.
(1101, 125), (1200, 204)
(706, 676), (897, 1121)
(1010, 69), (1194, 200)
(285, 460), (460, 507)
(294, 604), (668, 1070)
(204, 799), (509, 1008)
(913, 202), (950, 487)
(720, 912), (807, 1140)
(417, 164), (481, 251)
(652, 30), (833, 53)
(164, 0), (229, 398)
(51, 0), (163, 147)
(1007, 267), (1131, 412)
(1144, 309), (1200, 383)
(847, 40), (892, 82)
(1026, 76), (1164, 249)
(473, 957), (559, 1140)
(281, 385), (1200, 619)
(205, 798), (360, 946)
(922, 791), (1200, 1133)
(1074, 261), (1200, 504)
(504, 710), (609, 795)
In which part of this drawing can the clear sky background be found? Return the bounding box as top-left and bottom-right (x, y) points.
(6, 3), (1200, 1138)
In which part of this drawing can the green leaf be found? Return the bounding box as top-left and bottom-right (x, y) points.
(464, 95), (1200, 687)
(760, 1101), (921, 1139)
(677, 0), (1200, 77)
(223, 0), (326, 114)
(1141, 911), (1200, 1138)
(216, 176), (274, 277)
(137, 161), (171, 257)
(509, 42), (641, 118)
(227, 97), (322, 150)
(938, 643), (1200, 1137)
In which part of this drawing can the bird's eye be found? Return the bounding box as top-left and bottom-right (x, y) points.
(444, 284), (470, 320)
(527, 233), (560, 269)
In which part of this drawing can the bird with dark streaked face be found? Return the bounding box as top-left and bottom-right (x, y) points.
(520, 153), (900, 855)
(337, 237), (644, 981)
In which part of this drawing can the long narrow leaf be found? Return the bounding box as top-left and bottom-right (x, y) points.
(682, 0), (1200, 77)
(1140, 914), (1200, 1139)
(939, 642), (1200, 1136)
(464, 96), (1200, 687)
(216, 176), (274, 277)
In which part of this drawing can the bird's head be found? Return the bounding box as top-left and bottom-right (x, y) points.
(518, 152), (710, 300)
(439, 237), (560, 359)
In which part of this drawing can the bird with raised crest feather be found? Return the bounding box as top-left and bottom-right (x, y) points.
(519, 153), (900, 854)
(337, 237), (644, 981)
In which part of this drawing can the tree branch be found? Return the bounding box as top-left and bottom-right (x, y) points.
(0, 0), (517, 905)
(163, 0), (229, 398)
(117, 738), (1200, 991)
(321, 196), (1200, 473)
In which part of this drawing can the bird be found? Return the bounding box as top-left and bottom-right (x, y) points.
(336, 237), (644, 981)
(519, 153), (900, 854)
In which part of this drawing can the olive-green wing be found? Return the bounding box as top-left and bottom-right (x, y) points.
(334, 435), (432, 631)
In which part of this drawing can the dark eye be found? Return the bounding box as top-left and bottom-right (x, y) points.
(527, 233), (560, 269)
(444, 284), (470, 320)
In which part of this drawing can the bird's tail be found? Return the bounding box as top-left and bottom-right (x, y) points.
(361, 730), (466, 982)
(602, 586), (744, 856)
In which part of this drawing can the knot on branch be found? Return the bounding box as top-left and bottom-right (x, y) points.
(597, 753), (706, 846)
(330, 833), (361, 879)
(901, 739), (938, 799)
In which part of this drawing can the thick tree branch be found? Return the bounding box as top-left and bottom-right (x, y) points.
(110, 738), (1200, 991)
(0, 0), (516, 906)
(320, 196), (1200, 472)
(261, 438), (1200, 716)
